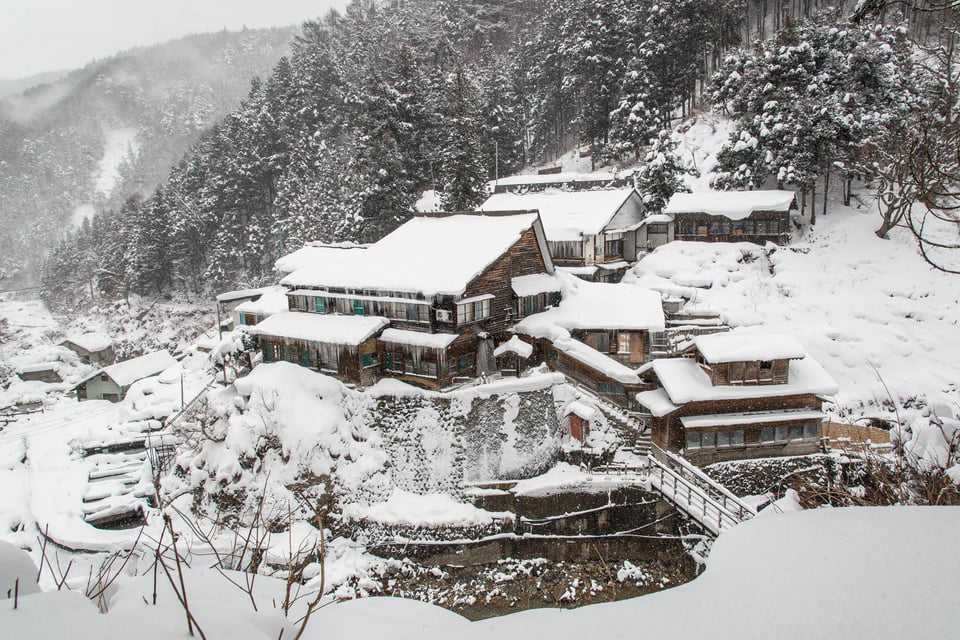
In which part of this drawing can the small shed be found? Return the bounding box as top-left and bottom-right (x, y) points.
(494, 335), (534, 377)
(59, 333), (115, 365)
(564, 400), (597, 443)
(17, 362), (62, 383)
(75, 350), (178, 402)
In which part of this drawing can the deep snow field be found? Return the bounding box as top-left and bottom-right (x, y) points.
(2, 110), (959, 636)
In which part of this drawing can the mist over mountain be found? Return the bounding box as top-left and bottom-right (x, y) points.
(0, 26), (297, 286)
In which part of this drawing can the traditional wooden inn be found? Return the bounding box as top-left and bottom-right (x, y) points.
(514, 274), (666, 409)
(490, 171), (634, 194)
(249, 211), (555, 390)
(663, 190), (797, 245)
(637, 332), (837, 466)
(479, 188), (646, 281)
(75, 350), (178, 402)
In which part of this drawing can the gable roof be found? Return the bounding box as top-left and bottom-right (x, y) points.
(479, 188), (637, 240)
(516, 277), (665, 334)
(280, 212), (552, 298)
(60, 333), (112, 353)
(663, 190), (797, 220)
(80, 350), (177, 389)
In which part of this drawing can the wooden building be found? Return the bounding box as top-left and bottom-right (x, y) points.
(664, 190), (797, 245)
(479, 188), (646, 278)
(490, 171), (634, 194)
(251, 314), (388, 386)
(17, 363), (62, 383)
(253, 211), (556, 390)
(59, 333), (115, 365)
(75, 350), (177, 402)
(637, 332), (837, 466)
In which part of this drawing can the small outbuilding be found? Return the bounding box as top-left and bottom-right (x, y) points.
(75, 350), (178, 402)
(17, 362), (62, 384)
(564, 400), (597, 443)
(59, 333), (115, 365)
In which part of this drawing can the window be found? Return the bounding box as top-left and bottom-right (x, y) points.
(100, 373), (109, 381)
(457, 298), (490, 324)
(458, 354), (475, 372)
(648, 223), (668, 234)
(318, 345), (339, 371)
(595, 332), (610, 353)
(314, 297), (326, 313)
(353, 300), (365, 316)
(775, 426), (789, 442)
(690, 430), (745, 450)
(789, 425), (805, 441)
(283, 345), (293, 362)
(289, 295), (308, 311)
(696, 225), (709, 236)
(405, 304), (420, 321)
(804, 423), (820, 440)
(523, 295), (541, 317)
(687, 431), (701, 450)
(361, 353), (375, 368)
(546, 348), (558, 360)
(760, 427), (775, 443)
(617, 333), (631, 354)
(383, 353), (403, 373)
(598, 382), (624, 395)
(701, 431), (716, 448)
(300, 347), (309, 367)
(604, 238), (622, 257)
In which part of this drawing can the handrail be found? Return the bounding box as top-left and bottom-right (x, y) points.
(163, 373), (219, 429)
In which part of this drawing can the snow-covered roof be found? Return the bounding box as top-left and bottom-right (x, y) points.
(61, 332), (112, 353)
(516, 278), (665, 333)
(492, 171), (628, 187)
(99, 350), (178, 388)
(215, 287), (267, 303)
(378, 328), (459, 349)
(511, 273), (562, 297)
(694, 332), (806, 363)
(479, 188), (636, 240)
(17, 362), (59, 374)
(564, 399), (597, 421)
(281, 213), (551, 297)
(679, 409), (826, 429)
(234, 285), (290, 317)
(493, 336), (533, 359)
(635, 388), (679, 417)
(555, 337), (641, 385)
(663, 190), (796, 220)
(249, 312), (389, 346)
(648, 356), (838, 407)
(274, 242), (368, 274)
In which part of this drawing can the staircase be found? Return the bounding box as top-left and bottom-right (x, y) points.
(574, 385), (652, 456)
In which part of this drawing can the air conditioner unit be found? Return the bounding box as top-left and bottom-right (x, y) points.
(436, 309), (452, 322)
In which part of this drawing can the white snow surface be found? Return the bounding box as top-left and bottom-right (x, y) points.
(341, 488), (511, 528)
(274, 241), (369, 274)
(516, 273), (665, 334)
(95, 127), (138, 195)
(379, 328), (459, 349)
(234, 285), (292, 317)
(694, 331), (806, 363)
(493, 336), (533, 359)
(94, 350), (178, 388)
(61, 332), (113, 353)
(647, 356), (837, 407)
(490, 170), (625, 187)
(663, 190), (796, 219)
(480, 189), (635, 240)
(281, 213), (542, 297)
(248, 311), (389, 346)
(563, 399), (596, 421)
(510, 273), (562, 297)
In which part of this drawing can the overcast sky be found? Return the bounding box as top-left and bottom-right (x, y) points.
(0, 0), (348, 80)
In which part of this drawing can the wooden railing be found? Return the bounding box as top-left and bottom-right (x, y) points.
(646, 445), (756, 536)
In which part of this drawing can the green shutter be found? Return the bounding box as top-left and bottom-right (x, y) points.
(384, 353), (393, 370)
(300, 347), (309, 367)
(263, 344), (272, 362)
(353, 300), (365, 315)
(362, 353), (373, 368)
(314, 297), (325, 313)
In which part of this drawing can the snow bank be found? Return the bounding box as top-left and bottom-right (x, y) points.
(341, 488), (510, 528)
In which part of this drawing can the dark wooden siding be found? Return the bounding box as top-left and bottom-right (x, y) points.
(706, 358), (790, 385)
(459, 225), (550, 338)
(653, 393), (824, 466)
(259, 335), (365, 385)
(674, 211), (790, 245)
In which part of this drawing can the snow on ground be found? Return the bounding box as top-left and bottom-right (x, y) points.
(1, 506), (955, 639)
(96, 126), (139, 195)
(626, 204), (960, 420)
